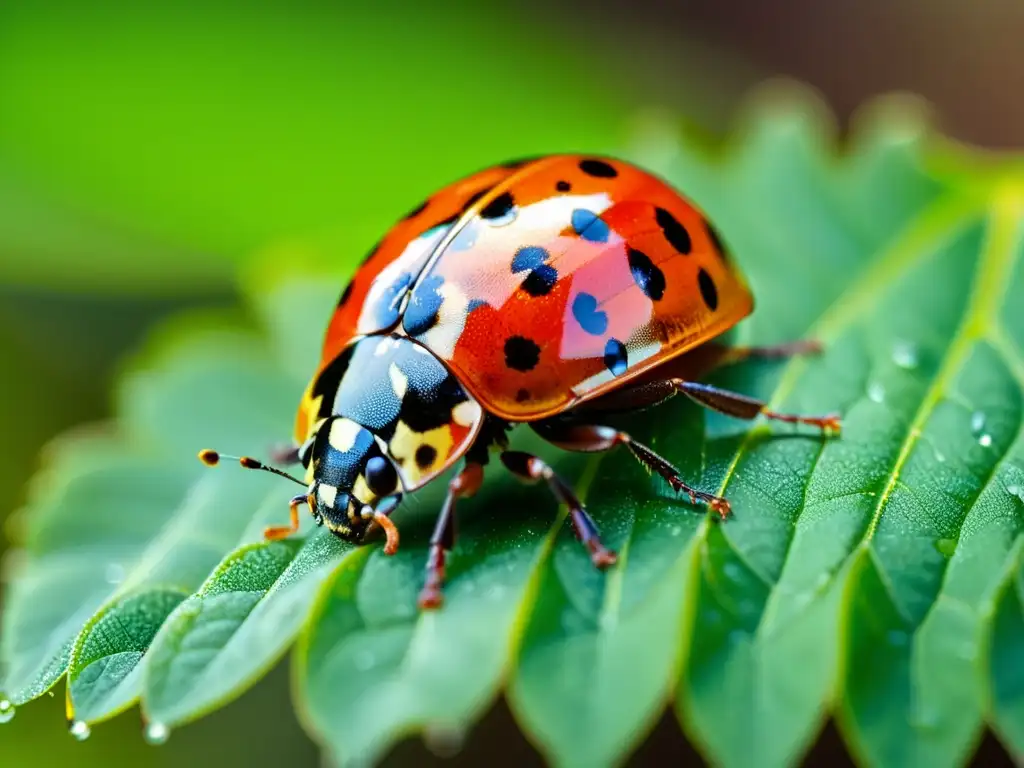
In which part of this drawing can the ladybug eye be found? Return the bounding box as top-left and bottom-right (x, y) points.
(364, 456), (398, 496)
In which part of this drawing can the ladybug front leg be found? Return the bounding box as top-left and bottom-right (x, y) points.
(418, 461), (485, 610)
(531, 421), (731, 517)
(500, 451), (617, 568)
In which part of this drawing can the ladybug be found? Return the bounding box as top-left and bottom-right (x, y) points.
(200, 155), (840, 608)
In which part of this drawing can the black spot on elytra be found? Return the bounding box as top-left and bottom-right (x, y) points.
(504, 336), (541, 372)
(628, 248), (666, 301)
(655, 207), (692, 255)
(415, 444), (437, 470)
(404, 199), (429, 220)
(698, 268), (718, 311)
(556, 180), (571, 192)
(706, 222), (731, 262)
(338, 281), (354, 307)
(480, 191), (516, 224)
(403, 274), (445, 336)
(579, 158), (618, 178)
(516, 388), (531, 403)
(604, 339), (628, 376)
(512, 246), (557, 297)
(522, 267), (557, 296)
(571, 293), (608, 336)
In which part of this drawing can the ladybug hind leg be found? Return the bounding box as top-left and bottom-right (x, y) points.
(500, 450), (618, 568)
(531, 420), (730, 517)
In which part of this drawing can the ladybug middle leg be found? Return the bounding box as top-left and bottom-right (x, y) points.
(531, 420), (731, 517)
(500, 451), (618, 568)
(418, 461), (485, 610)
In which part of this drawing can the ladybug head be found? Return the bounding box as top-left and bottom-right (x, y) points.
(301, 416), (403, 548)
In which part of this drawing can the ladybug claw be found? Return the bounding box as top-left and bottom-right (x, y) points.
(418, 584), (444, 610)
(821, 413), (842, 437)
(708, 497), (731, 519)
(589, 545), (618, 569)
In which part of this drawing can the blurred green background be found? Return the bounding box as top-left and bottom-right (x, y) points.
(0, 1), (1021, 765)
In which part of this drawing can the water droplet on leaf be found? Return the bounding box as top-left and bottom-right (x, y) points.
(979, 434), (993, 448)
(891, 341), (919, 370)
(105, 563), (125, 585)
(424, 724), (466, 758)
(935, 538), (957, 557)
(144, 722), (170, 745)
(970, 411), (986, 435)
(0, 698), (15, 723)
(69, 720), (91, 741)
(722, 562), (744, 581)
(868, 382), (885, 403)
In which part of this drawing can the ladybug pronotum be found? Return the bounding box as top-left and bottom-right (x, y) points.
(201, 155), (840, 608)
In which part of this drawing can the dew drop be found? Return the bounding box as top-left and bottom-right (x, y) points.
(670, 525), (682, 537)
(970, 411), (986, 435)
(935, 538), (957, 558)
(867, 382), (886, 404)
(424, 724), (466, 758)
(934, 448), (946, 464)
(1007, 484), (1023, 502)
(722, 562), (744, 582)
(891, 340), (919, 370)
(0, 698), (15, 724)
(105, 563), (125, 585)
(69, 720), (91, 741)
(979, 434), (993, 448)
(144, 721), (170, 745)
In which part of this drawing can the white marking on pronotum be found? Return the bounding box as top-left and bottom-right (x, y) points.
(329, 419), (362, 453)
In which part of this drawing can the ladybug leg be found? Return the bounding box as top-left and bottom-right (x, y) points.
(418, 461), (485, 610)
(580, 378), (840, 434)
(710, 339), (823, 369)
(500, 451), (617, 568)
(264, 494), (311, 540)
(670, 380), (841, 433)
(269, 444), (301, 465)
(532, 421), (730, 517)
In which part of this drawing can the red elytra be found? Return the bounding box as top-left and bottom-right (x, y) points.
(203, 154), (840, 609)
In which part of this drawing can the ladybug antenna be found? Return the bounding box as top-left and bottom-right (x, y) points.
(197, 449), (306, 487)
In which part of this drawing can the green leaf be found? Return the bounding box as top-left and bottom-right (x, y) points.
(4, 89), (1024, 768)
(142, 532), (348, 728)
(296, 447), (580, 766)
(986, 536), (1024, 761)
